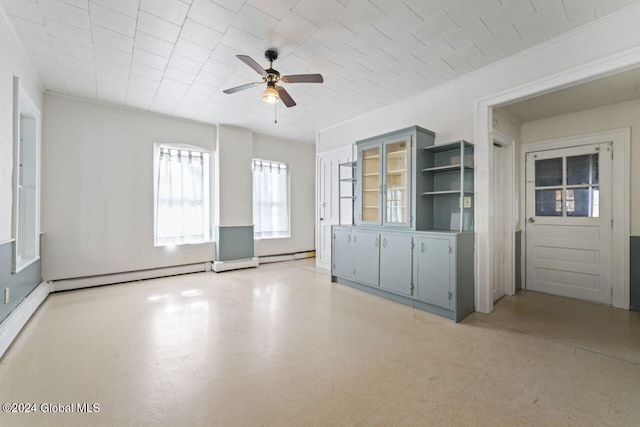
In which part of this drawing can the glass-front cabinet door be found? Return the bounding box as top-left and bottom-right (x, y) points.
(383, 136), (411, 227)
(358, 144), (382, 225)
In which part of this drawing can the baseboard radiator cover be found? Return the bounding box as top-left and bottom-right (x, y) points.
(0, 281), (50, 359)
(258, 250), (316, 264)
(50, 262), (212, 292)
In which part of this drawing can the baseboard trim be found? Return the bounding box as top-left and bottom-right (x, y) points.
(212, 258), (259, 272)
(0, 281), (50, 358)
(50, 262), (211, 292)
(259, 251), (315, 264)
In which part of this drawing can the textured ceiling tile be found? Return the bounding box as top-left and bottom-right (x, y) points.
(174, 38), (213, 63)
(131, 62), (164, 81)
(180, 18), (224, 49)
(167, 53), (204, 74)
(188, 0), (235, 33)
(95, 58), (130, 77)
(44, 17), (93, 47)
(163, 67), (197, 85)
(357, 48), (397, 72)
(348, 27), (391, 54)
(326, 43), (365, 67)
(294, 38), (332, 65)
(410, 10), (457, 45)
(159, 76), (191, 93)
(51, 37), (93, 61)
(88, 2), (137, 37)
(11, 16), (50, 40)
(293, 0), (344, 27)
(480, 0), (536, 33)
(129, 74), (161, 90)
(92, 24), (135, 53)
(403, 0), (449, 19)
(474, 24), (522, 55)
(209, 0), (245, 13)
(232, 4), (280, 38)
(96, 71), (129, 87)
(380, 32), (424, 59)
(134, 31), (174, 57)
(137, 11), (181, 43)
(21, 37), (56, 57)
(140, 0), (190, 25)
(335, 0), (384, 33)
(201, 59), (236, 78)
(373, 4), (423, 40)
(4, 0), (44, 24)
(444, 18), (491, 50)
(132, 48), (170, 70)
(39, 0), (91, 30)
(273, 12), (318, 44)
(58, 0), (89, 10)
(445, 0), (501, 27)
(312, 19), (356, 50)
(219, 25), (263, 54)
(94, 43), (133, 67)
(91, 0), (140, 18)
(563, 0), (600, 20)
(29, 53), (60, 70)
(247, 0), (298, 20)
(413, 39), (455, 64)
(209, 44), (243, 66)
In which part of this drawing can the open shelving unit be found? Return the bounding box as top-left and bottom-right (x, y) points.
(420, 140), (474, 231)
(338, 161), (357, 225)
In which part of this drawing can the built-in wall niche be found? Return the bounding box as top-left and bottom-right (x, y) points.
(12, 76), (40, 272)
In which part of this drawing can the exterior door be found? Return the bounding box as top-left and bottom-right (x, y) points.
(317, 146), (352, 269)
(525, 142), (612, 304)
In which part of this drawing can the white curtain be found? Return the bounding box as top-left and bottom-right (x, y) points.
(156, 148), (210, 245)
(253, 159), (290, 239)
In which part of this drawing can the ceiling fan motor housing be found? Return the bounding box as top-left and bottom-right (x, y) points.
(265, 48), (278, 62)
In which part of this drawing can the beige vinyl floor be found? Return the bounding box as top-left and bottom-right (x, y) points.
(0, 258), (639, 426)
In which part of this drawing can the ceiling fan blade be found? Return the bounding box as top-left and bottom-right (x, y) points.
(276, 86), (296, 107)
(282, 74), (324, 84)
(237, 55), (266, 76)
(223, 82), (261, 94)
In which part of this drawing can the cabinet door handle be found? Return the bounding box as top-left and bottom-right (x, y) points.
(353, 235), (357, 243)
(375, 237), (379, 247)
(421, 242), (425, 253)
(347, 234), (351, 243)
(383, 238), (387, 248)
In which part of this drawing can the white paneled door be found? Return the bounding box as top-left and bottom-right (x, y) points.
(525, 142), (612, 304)
(317, 146), (352, 270)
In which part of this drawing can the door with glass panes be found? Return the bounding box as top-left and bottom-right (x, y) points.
(383, 135), (411, 227)
(525, 143), (612, 304)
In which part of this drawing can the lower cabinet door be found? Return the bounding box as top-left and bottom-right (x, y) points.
(332, 228), (353, 279)
(417, 236), (452, 308)
(379, 233), (413, 296)
(353, 230), (380, 287)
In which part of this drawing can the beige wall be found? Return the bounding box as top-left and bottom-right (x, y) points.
(520, 99), (640, 234)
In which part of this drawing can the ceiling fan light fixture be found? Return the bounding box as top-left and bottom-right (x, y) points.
(262, 85), (280, 104)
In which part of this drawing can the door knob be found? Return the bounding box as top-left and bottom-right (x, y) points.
(320, 218), (325, 221)
(528, 217), (535, 223)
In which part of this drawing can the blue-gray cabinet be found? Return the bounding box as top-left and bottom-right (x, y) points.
(380, 232), (413, 296)
(332, 225), (474, 322)
(355, 126), (436, 229)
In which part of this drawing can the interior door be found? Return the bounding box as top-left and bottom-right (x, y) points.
(525, 142), (612, 304)
(317, 146), (352, 269)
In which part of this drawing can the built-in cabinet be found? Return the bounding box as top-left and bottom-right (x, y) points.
(332, 226), (474, 322)
(332, 126), (475, 322)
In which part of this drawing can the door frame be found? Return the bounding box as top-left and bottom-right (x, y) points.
(492, 131), (517, 297)
(316, 144), (353, 270)
(520, 128), (630, 308)
(474, 45), (640, 313)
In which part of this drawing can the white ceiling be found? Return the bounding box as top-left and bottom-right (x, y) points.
(3, 0), (638, 143)
(499, 66), (640, 123)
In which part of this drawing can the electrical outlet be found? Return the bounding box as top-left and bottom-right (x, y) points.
(4, 287), (9, 304)
(464, 196), (472, 208)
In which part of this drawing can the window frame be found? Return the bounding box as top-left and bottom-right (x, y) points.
(252, 158), (291, 240)
(153, 143), (213, 247)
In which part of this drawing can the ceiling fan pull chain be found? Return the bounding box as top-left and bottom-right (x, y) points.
(274, 102), (277, 124)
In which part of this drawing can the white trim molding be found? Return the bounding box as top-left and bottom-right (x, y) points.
(474, 44), (640, 313)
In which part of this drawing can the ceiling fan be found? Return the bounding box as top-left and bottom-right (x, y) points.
(223, 48), (323, 108)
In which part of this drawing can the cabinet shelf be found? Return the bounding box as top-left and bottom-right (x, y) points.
(387, 186), (407, 190)
(422, 140), (474, 153)
(363, 189), (379, 192)
(386, 168), (407, 174)
(421, 164), (473, 173)
(340, 178), (357, 182)
(363, 172), (380, 177)
(340, 196), (356, 199)
(363, 154), (380, 159)
(386, 151), (407, 159)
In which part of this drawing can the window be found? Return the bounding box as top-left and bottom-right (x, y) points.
(252, 159), (290, 239)
(154, 145), (211, 246)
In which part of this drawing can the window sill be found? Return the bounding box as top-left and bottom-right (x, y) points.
(14, 256), (40, 274)
(154, 240), (214, 248)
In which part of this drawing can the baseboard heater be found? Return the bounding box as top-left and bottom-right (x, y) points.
(213, 225), (258, 272)
(50, 262), (211, 292)
(258, 250), (315, 264)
